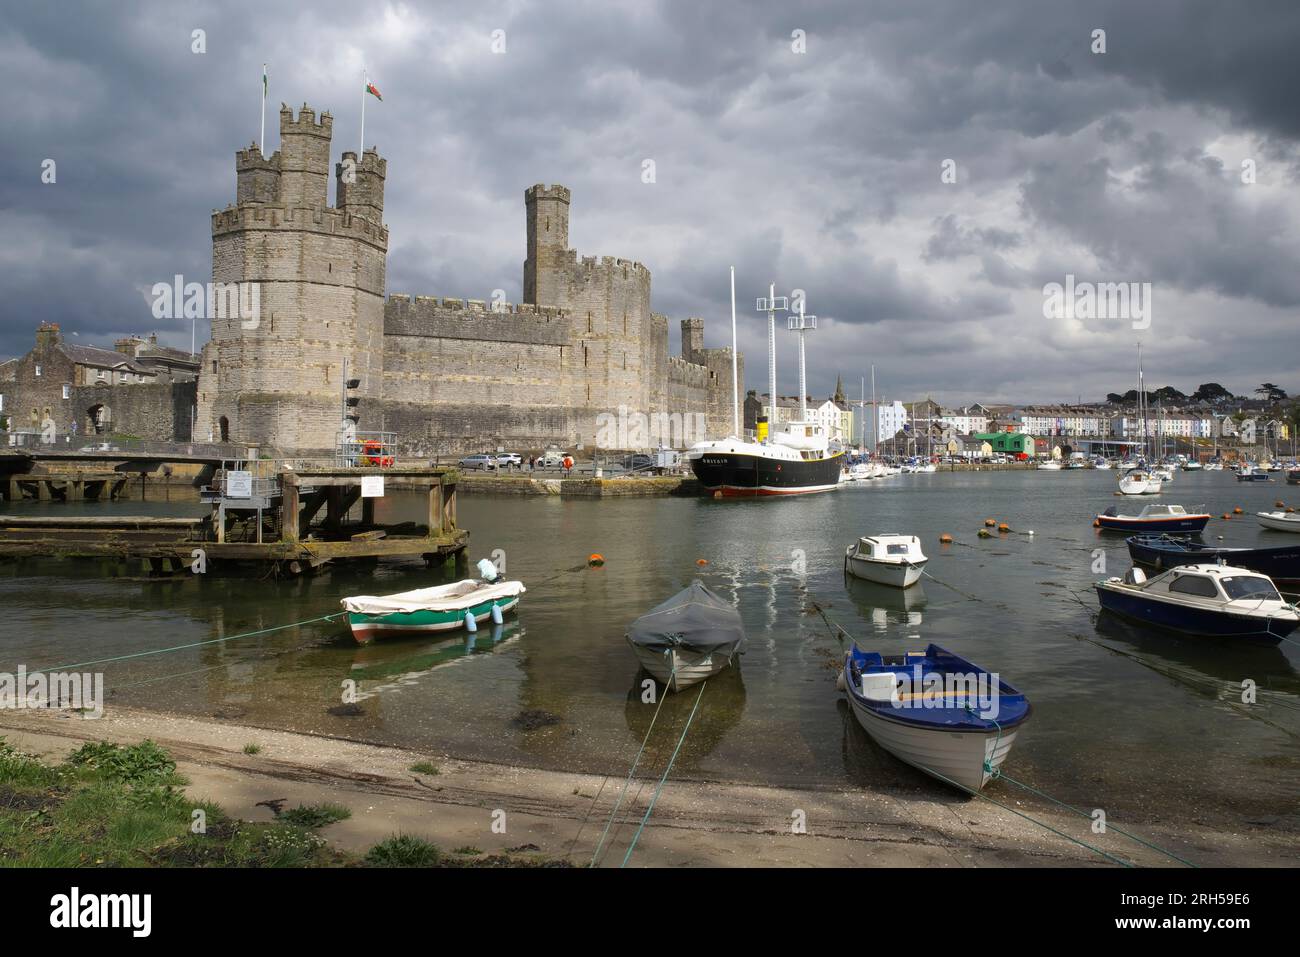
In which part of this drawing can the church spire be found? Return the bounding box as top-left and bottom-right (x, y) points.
(833, 374), (845, 404)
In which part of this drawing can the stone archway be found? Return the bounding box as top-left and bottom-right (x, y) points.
(86, 403), (111, 435)
(219, 415), (230, 443)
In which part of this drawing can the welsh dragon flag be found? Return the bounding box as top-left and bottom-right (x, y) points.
(365, 80), (382, 101)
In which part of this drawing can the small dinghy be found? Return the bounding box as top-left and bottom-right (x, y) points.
(626, 581), (746, 691)
(342, 574), (525, 644)
(1127, 534), (1300, 586)
(1095, 503), (1210, 534)
(1258, 511), (1300, 533)
(844, 534), (928, 588)
(1094, 564), (1299, 642)
(839, 643), (1031, 793)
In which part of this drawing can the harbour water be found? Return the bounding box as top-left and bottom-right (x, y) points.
(2, 469), (1297, 835)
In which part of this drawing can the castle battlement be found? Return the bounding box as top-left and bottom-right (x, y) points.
(338, 148), (388, 178)
(280, 102), (332, 137)
(525, 183), (571, 204)
(236, 144), (280, 170)
(211, 203), (389, 247)
(387, 294), (566, 321)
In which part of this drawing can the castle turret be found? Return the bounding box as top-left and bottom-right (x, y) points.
(336, 148), (387, 224)
(524, 184), (571, 307)
(681, 317), (704, 363)
(277, 103), (332, 208)
(236, 143), (281, 204)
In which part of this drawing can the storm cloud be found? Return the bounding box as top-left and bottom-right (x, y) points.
(2, 0), (1298, 405)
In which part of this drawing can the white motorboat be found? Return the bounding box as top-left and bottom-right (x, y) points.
(1095, 564), (1299, 642)
(1182, 460), (1203, 471)
(1036, 460), (1062, 471)
(1119, 470), (1162, 495)
(1258, 511), (1300, 533)
(1204, 461), (1224, 471)
(845, 534), (928, 588)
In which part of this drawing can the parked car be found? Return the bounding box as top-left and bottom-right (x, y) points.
(458, 453), (497, 471)
(622, 453), (653, 471)
(538, 447), (566, 468)
(495, 452), (522, 468)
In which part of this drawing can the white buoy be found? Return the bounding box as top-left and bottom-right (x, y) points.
(464, 610), (477, 632)
(491, 603), (503, 625)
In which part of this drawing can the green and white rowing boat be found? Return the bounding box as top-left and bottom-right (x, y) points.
(341, 579), (526, 644)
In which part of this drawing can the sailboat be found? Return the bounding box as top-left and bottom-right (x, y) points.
(688, 279), (846, 495)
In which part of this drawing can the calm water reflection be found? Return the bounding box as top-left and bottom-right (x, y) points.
(2, 469), (1297, 827)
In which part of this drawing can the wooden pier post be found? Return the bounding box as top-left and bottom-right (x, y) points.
(281, 479), (300, 543)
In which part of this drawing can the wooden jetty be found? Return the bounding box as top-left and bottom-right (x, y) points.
(0, 464), (467, 576)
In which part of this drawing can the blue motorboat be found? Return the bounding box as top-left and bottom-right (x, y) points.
(839, 643), (1031, 792)
(1127, 535), (1300, 587)
(1095, 503), (1210, 534)
(1094, 564), (1299, 643)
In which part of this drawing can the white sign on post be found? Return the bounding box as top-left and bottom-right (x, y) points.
(361, 475), (385, 498)
(226, 471), (253, 498)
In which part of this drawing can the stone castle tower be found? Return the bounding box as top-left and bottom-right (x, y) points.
(523, 184), (654, 420)
(199, 104), (388, 450)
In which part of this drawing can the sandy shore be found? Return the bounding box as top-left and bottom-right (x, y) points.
(0, 706), (1290, 867)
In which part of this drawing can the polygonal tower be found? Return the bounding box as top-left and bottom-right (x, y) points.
(523, 184), (571, 308)
(204, 103), (388, 451)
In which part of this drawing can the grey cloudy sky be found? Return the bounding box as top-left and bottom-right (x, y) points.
(3, 0), (1299, 406)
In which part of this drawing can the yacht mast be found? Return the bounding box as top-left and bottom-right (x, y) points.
(730, 266), (738, 438)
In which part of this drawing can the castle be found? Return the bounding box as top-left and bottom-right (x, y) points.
(194, 103), (741, 454)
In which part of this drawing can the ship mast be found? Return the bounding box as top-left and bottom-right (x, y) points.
(756, 285), (789, 444)
(729, 266), (738, 438)
(788, 299), (817, 423)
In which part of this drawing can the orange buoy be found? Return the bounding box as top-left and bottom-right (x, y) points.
(1276, 501), (1285, 508)
(998, 523), (1009, 532)
(712, 490), (722, 500)
(1222, 513), (1230, 520)
(1288, 507), (1295, 513)
(1233, 507), (1243, 514)
(696, 558), (708, 566)
(588, 553), (605, 566)
(984, 518), (996, 527)
(1093, 518), (1101, 527)
(939, 533), (953, 543)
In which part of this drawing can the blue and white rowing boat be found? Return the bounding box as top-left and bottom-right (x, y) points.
(839, 643), (1031, 792)
(1095, 503), (1210, 534)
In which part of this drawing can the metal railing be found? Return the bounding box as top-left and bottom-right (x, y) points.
(200, 457), (281, 506)
(335, 430), (398, 469)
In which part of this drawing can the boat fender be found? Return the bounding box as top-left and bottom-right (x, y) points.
(491, 603), (504, 625)
(835, 670), (846, 692)
(465, 610), (478, 633)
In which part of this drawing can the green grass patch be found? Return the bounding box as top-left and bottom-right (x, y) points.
(453, 845), (482, 855)
(365, 833), (442, 867)
(409, 761), (439, 776)
(279, 803), (351, 829)
(0, 738), (341, 868)
(242, 743), (261, 755)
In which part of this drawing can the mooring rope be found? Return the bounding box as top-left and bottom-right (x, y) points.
(587, 655), (678, 867)
(620, 677), (707, 868)
(26, 612), (344, 676)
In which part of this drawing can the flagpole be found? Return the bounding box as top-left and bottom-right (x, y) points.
(259, 63), (267, 155)
(360, 68), (366, 157)
(729, 266), (738, 438)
